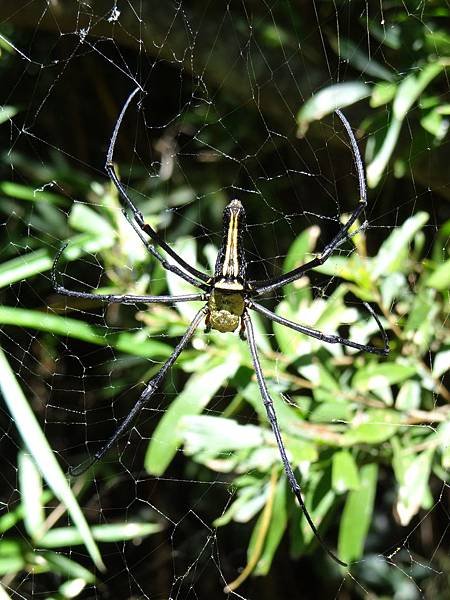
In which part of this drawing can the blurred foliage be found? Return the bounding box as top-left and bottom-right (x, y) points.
(0, 0), (449, 599)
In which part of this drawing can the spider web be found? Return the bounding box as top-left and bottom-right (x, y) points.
(0, 2), (449, 599)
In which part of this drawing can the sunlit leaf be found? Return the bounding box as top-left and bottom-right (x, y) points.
(332, 451), (360, 493)
(145, 353), (240, 475)
(0, 307), (172, 358)
(39, 522), (163, 547)
(282, 226), (319, 306)
(344, 409), (401, 445)
(395, 381), (421, 411)
(432, 350), (450, 379)
(425, 258), (450, 290)
(0, 106), (18, 125)
(394, 448), (434, 526)
(371, 82), (397, 107)
(0, 540), (26, 575)
(297, 82), (371, 134)
(367, 63), (444, 187)
(0, 233), (113, 289)
(353, 363), (417, 392)
(371, 212), (429, 278)
(329, 36), (394, 81)
(18, 453), (45, 541)
(338, 463), (378, 562)
(0, 181), (64, 204)
(167, 237), (204, 321)
(40, 551), (95, 583)
(0, 348), (104, 570)
(404, 289), (438, 351)
(253, 478), (287, 576)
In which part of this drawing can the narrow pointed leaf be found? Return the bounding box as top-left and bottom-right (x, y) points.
(0, 348), (104, 570)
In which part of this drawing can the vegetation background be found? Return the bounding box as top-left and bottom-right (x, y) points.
(0, 1), (448, 599)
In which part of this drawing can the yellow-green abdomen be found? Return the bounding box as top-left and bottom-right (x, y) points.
(207, 289), (245, 333)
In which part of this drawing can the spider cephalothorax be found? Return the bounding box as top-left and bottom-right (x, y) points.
(53, 85), (389, 566)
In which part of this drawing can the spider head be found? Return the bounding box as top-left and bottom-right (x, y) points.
(224, 199), (245, 223)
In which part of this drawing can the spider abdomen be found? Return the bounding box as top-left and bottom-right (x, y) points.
(207, 288), (245, 333)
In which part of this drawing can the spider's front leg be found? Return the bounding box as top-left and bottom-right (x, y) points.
(70, 306), (208, 477)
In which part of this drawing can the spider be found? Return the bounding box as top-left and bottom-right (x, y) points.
(52, 86), (389, 566)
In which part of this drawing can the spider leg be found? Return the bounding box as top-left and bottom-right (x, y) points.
(52, 244), (205, 305)
(250, 110), (367, 296)
(250, 300), (389, 356)
(121, 209), (210, 291)
(105, 86), (209, 283)
(243, 311), (347, 566)
(70, 306), (208, 477)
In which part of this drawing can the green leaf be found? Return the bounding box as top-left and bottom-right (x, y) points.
(0, 306), (172, 358)
(300, 362), (340, 392)
(425, 258), (450, 290)
(0, 540), (26, 575)
(0, 106), (18, 125)
(0, 181), (64, 204)
(367, 63), (444, 187)
(394, 448), (434, 526)
(181, 415), (264, 455)
(294, 469), (337, 551)
(380, 273), (407, 307)
(57, 579), (87, 599)
(40, 551), (95, 583)
(332, 451), (360, 493)
(214, 480), (264, 527)
(167, 237), (204, 320)
(371, 212), (429, 278)
(404, 289), (439, 352)
(283, 226), (319, 275)
(242, 382), (307, 441)
(433, 350), (450, 379)
(329, 36), (393, 81)
(145, 353), (240, 475)
(395, 381), (421, 411)
(353, 363), (417, 392)
(393, 64), (444, 121)
(314, 255), (372, 288)
(370, 82), (397, 108)
(0, 348), (104, 571)
(18, 452), (45, 541)
(253, 478), (288, 576)
(309, 402), (352, 423)
(344, 409), (401, 445)
(0, 233), (114, 289)
(274, 286), (358, 359)
(68, 203), (114, 235)
(421, 108), (449, 141)
(39, 522), (163, 547)
(0, 582), (12, 599)
(367, 20), (401, 50)
(282, 226), (319, 306)
(338, 463), (378, 562)
(440, 423), (450, 470)
(0, 491), (53, 534)
(297, 83), (371, 134)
